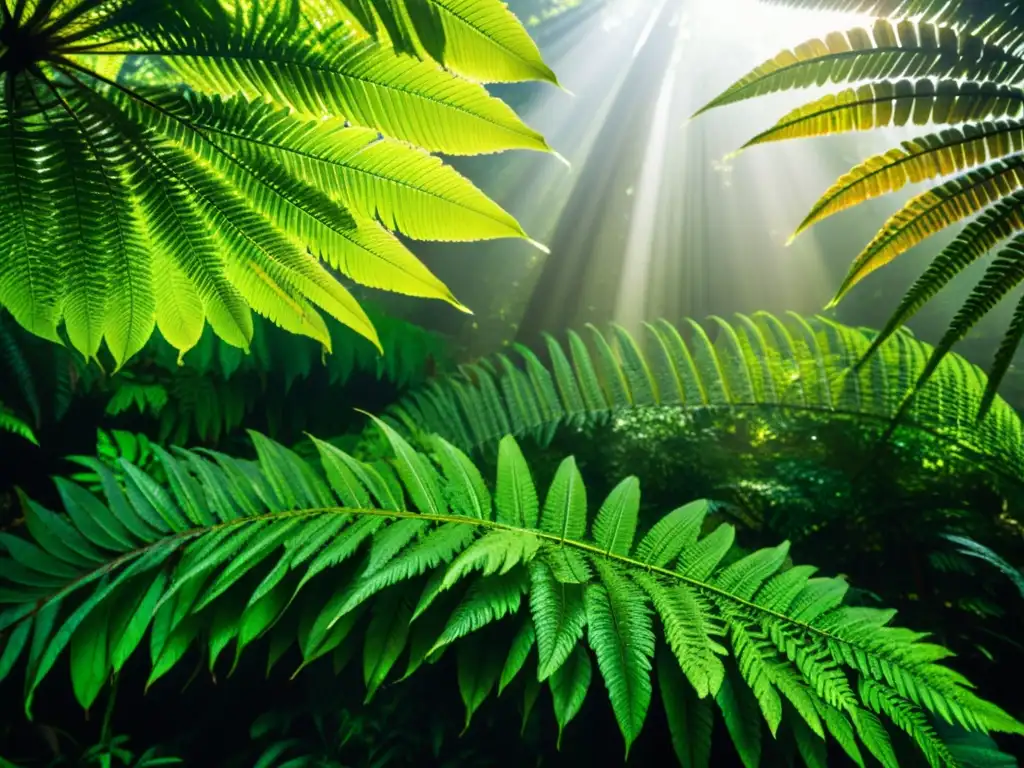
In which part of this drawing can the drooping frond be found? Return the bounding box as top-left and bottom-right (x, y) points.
(830, 157), (1024, 304)
(743, 81), (1024, 147)
(0, 0), (552, 363)
(701, 8), (1024, 405)
(941, 534), (1024, 599)
(0, 424), (1019, 765)
(384, 314), (1024, 483)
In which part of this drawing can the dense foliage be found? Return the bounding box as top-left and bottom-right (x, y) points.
(2, 422), (1021, 768)
(2, 0), (1024, 766)
(0, 0), (552, 364)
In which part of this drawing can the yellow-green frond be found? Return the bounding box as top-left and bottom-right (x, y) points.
(831, 156), (1024, 306)
(698, 20), (1024, 116)
(796, 120), (1024, 236)
(745, 80), (1024, 148)
(0, 0), (553, 363)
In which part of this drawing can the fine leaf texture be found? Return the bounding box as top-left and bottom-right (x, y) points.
(0, 426), (1020, 766)
(383, 315), (1024, 485)
(700, 10), (1024, 404)
(0, 0), (552, 363)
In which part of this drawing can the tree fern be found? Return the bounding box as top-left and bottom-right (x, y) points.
(699, 11), (1024, 411)
(382, 313), (1024, 485)
(1, 422), (1019, 764)
(0, 0), (552, 365)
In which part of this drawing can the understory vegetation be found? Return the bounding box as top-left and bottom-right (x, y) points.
(2, 0), (1024, 766)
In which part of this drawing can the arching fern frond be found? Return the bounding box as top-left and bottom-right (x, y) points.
(384, 314), (1024, 484)
(0, 424), (1019, 765)
(0, 0), (552, 365)
(701, 8), (1024, 410)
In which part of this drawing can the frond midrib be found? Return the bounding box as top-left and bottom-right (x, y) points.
(705, 40), (1024, 114)
(70, 47), (530, 136)
(747, 85), (1024, 146)
(804, 119), (1024, 224)
(18, 503), (894, 656)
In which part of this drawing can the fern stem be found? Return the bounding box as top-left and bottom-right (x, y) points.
(14, 503), (870, 653)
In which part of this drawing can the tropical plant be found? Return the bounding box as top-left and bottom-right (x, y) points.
(0, 0), (554, 367)
(697, 2), (1024, 412)
(67, 429), (162, 493)
(376, 314), (1024, 664)
(382, 312), (1024, 486)
(0, 421), (1021, 767)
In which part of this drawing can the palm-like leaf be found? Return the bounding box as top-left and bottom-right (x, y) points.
(700, 12), (1024, 413)
(0, 0), (551, 365)
(0, 423), (1019, 766)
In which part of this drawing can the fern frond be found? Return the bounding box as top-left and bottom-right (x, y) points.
(384, 314), (1024, 483)
(0, 0), (551, 361)
(703, 9), (1024, 404)
(758, 0), (1024, 43)
(125, 1), (548, 154)
(698, 21), (1024, 116)
(746, 80), (1024, 147)
(831, 157), (1024, 306)
(331, 0), (559, 84)
(1, 425), (1018, 763)
(797, 120), (1024, 236)
(941, 534), (1024, 599)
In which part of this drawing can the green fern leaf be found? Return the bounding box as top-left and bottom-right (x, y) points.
(498, 618), (536, 694)
(362, 587), (413, 701)
(716, 666), (763, 768)
(591, 476), (640, 557)
(1, 426), (1019, 766)
(0, 0), (552, 361)
(457, 629), (505, 730)
(496, 434), (539, 528)
(658, 649), (714, 768)
(549, 643), (592, 749)
(585, 560), (655, 756)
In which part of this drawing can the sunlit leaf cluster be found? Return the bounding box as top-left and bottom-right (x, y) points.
(700, 3), (1024, 409)
(0, 0), (554, 366)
